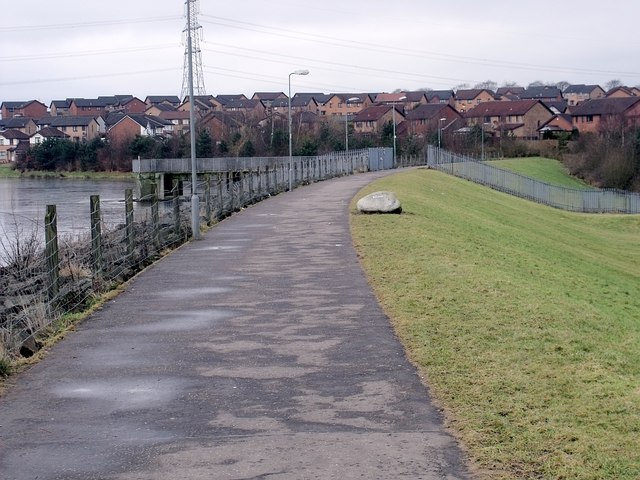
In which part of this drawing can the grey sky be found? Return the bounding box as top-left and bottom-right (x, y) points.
(2, 0), (639, 104)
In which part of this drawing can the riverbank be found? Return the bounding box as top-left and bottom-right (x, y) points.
(0, 163), (133, 180)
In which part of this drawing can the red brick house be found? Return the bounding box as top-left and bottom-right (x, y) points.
(1, 100), (47, 120)
(107, 114), (173, 144)
(0, 117), (38, 135)
(570, 97), (640, 133)
(562, 84), (605, 106)
(465, 99), (554, 139)
(353, 105), (404, 134)
(199, 111), (244, 140)
(29, 127), (69, 145)
(405, 104), (462, 136)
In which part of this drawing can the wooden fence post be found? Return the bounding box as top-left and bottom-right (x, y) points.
(151, 184), (160, 250)
(90, 195), (103, 282)
(44, 205), (59, 301)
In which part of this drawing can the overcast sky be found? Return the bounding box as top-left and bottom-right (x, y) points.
(2, 0), (640, 105)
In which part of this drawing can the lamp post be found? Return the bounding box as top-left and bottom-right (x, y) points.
(392, 95), (407, 163)
(438, 117), (446, 163)
(345, 96), (359, 153)
(288, 69), (309, 192)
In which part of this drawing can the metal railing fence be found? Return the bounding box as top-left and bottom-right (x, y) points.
(427, 146), (640, 214)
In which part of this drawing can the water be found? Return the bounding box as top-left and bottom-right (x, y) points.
(0, 177), (138, 241)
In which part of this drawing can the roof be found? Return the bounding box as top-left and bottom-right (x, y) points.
(110, 114), (172, 130)
(496, 87), (525, 96)
(403, 91), (428, 102)
(0, 117), (35, 128)
(149, 103), (177, 112)
(272, 97), (318, 108)
(71, 98), (111, 108)
(50, 100), (70, 108)
(354, 105), (401, 122)
(375, 93), (410, 103)
(1, 100), (43, 110)
(563, 84), (603, 94)
(216, 94), (248, 105)
(571, 97), (640, 116)
(455, 89), (495, 100)
(426, 90), (455, 101)
(145, 95), (181, 105)
(405, 104), (456, 121)
(465, 99), (549, 117)
(158, 110), (190, 121)
(223, 99), (264, 109)
(252, 92), (286, 101)
(32, 127), (68, 138)
(0, 129), (29, 140)
(49, 116), (99, 127)
(520, 86), (562, 99)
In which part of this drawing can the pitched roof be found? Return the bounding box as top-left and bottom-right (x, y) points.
(570, 97), (640, 115)
(426, 90), (455, 102)
(496, 87), (525, 96)
(455, 89), (495, 100)
(49, 116), (99, 127)
(375, 93), (410, 103)
(0, 117), (35, 128)
(465, 99), (549, 117)
(354, 105), (401, 122)
(216, 94), (248, 105)
(0, 129), (29, 140)
(563, 84), (602, 94)
(145, 95), (181, 105)
(223, 99), (264, 109)
(31, 127), (68, 138)
(158, 110), (190, 121)
(252, 92), (286, 101)
(520, 86), (562, 99)
(405, 104), (456, 121)
(50, 100), (71, 108)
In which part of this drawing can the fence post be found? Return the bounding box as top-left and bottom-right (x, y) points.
(44, 205), (59, 301)
(151, 184), (160, 250)
(204, 175), (212, 225)
(125, 189), (134, 259)
(90, 195), (103, 283)
(172, 179), (181, 236)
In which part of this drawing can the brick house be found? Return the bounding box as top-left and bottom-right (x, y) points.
(465, 99), (554, 139)
(179, 95), (222, 115)
(49, 100), (71, 116)
(605, 86), (637, 98)
(158, 110), (191, 135)
(563, 84), (605, 106)
(199, 111), (244, 140)
(40, 116), (102, 142)
(220, 98), (266, 122)
(1, 100), (47, 120)
(454, 89), (496, 113)
(405, 104), (462, 136)
(495, 87), (525, 100)
(0, 129), (29, 163)
(271, 96), (319, 116)
(0, 117), (38, 135)
(353, 105), (404, 134)
(426, 90), (455, 105)
(317, 94), (370, 118)
(251, 92), (287, 108)
(107, 114), (173, 144)
(145, 96), (181, 108)
(570, 97), (640, 133)
(537, 114), (574, 138)
(520, 86), (563, 102)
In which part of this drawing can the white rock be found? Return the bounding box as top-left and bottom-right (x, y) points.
(356, 191), (402, 214)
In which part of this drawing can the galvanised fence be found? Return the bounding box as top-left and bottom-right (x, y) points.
(2, 148), (417, 360)
(427, 146), (640, 214)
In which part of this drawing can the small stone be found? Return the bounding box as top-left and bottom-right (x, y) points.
(356, 191), (402, 214)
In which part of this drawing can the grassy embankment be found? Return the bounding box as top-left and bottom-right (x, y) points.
(351, 167), (640, 479)
(486, 157), (593, 189)
(0, 163), (132, 180)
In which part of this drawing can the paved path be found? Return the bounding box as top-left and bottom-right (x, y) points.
(0, 172), (472, 479)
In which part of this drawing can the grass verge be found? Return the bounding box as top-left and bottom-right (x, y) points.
(485, 157), (592, 189)
(0, 163), (133, 180)
(351, 168), (640, 479)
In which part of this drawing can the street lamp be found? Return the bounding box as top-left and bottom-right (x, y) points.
(438, 117), (446, 150)
(345, 96), (360, 153)
(288, 69), (309, 192)
(392, 96), (407, 163)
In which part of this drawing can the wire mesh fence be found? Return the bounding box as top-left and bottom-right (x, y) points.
(427, 146), (640, 213)
(1, 148), (412, 359)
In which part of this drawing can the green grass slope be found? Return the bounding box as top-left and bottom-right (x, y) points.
(486, 157), (592, 189)
(351, 168), (640, 479)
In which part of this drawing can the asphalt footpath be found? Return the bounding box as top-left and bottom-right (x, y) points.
(0, 171), (473, 480)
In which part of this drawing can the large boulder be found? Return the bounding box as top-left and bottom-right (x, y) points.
(356, 191), (402, 214)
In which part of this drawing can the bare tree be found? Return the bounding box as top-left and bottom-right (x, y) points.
(474, 80), (497, 91)
(556, 80), (571, 92)
(501, 81), (521, 88)
(528, 80), (546, 87)
(605, 79), (623, 91)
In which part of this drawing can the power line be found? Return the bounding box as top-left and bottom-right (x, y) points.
(0, 67), (181, 87)
(0, 15), (182, 32)
(0, 44), (179, 63)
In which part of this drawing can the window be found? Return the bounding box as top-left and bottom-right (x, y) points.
(73, 126), (78, 132)
(587, 115), (593, 123)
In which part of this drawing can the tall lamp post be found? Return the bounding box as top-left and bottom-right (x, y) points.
(288, 69), (309, 192)
(392, 96), (407, 163)
(345, 96), (360, 153)
(438, 117), (446, 163)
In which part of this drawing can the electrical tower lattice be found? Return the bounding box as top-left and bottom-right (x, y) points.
(181, 0), (206, 98)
